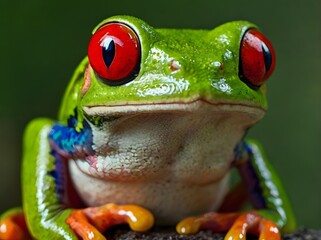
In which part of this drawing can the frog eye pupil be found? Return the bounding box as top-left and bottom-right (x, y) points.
(88, 23), (141, 85)
(102, 37), (115, 68)
(262, 42), (272, 73)
(239, 29), (276, 88)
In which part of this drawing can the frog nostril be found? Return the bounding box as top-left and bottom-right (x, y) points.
(170, 59), (181, 72)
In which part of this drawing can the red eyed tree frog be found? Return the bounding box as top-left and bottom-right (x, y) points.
(0, 15), (296, 239)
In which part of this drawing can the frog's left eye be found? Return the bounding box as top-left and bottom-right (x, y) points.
(88, 23), (140, 85)
(239, 29), (275, 88)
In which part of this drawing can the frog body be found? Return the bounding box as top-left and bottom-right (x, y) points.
(69, 105), (257, 225)
(0, 16), (296, 240)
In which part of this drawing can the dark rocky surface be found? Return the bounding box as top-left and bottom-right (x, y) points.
(283, 229), (321, 240)
(105, 227), (321, 240)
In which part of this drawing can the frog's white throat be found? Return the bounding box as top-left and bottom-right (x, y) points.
(77, 99), (265, 181)
(70, 100), (264, 224)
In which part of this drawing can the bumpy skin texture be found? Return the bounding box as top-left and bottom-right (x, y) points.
(0, 16), (296, 239)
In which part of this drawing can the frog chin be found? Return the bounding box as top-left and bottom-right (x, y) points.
(73, 98), (265, 182)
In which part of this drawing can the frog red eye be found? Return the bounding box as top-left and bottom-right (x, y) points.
(239, 29), (275, 88)
(88, 23), (140, 85)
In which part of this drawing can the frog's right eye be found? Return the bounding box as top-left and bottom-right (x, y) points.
(88, 23), (141, 85)
(239, 29), (276, 88)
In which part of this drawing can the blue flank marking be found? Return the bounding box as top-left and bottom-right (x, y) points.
(48, 114), (95, 203)
(48, 150), (65, 203)
(49, 119), (94, 158)
(234, 142), (266, 209)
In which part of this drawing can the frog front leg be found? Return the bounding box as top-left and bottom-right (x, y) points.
(48, 119), (154, 239)
(19, 119), (79, 239)
(229, 139), (297, 236)
(177, 139), (296, 239)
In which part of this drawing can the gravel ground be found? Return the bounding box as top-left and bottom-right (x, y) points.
(105, 227), (321, 240)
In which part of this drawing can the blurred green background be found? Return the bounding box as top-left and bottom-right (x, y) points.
(0, 0), (320, 229)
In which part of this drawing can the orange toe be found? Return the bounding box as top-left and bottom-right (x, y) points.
(0, 209), (31, 240)
(225, 211), (280, 240)
(177, 212), (239, 235)
(67, 203), (154, 239)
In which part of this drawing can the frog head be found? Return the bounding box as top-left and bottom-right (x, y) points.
(58, 15), (275, 131)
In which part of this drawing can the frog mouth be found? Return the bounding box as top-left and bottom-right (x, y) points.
(83, 98), (266, 119)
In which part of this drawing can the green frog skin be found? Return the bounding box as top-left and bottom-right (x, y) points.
(0, 15), (296, 240)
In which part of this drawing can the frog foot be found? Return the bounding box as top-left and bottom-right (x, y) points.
(176, 211), (280, 240)
(225, 211), (281, 240)
(67, 203), (154, 240)
(0, 208), (32, 240)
